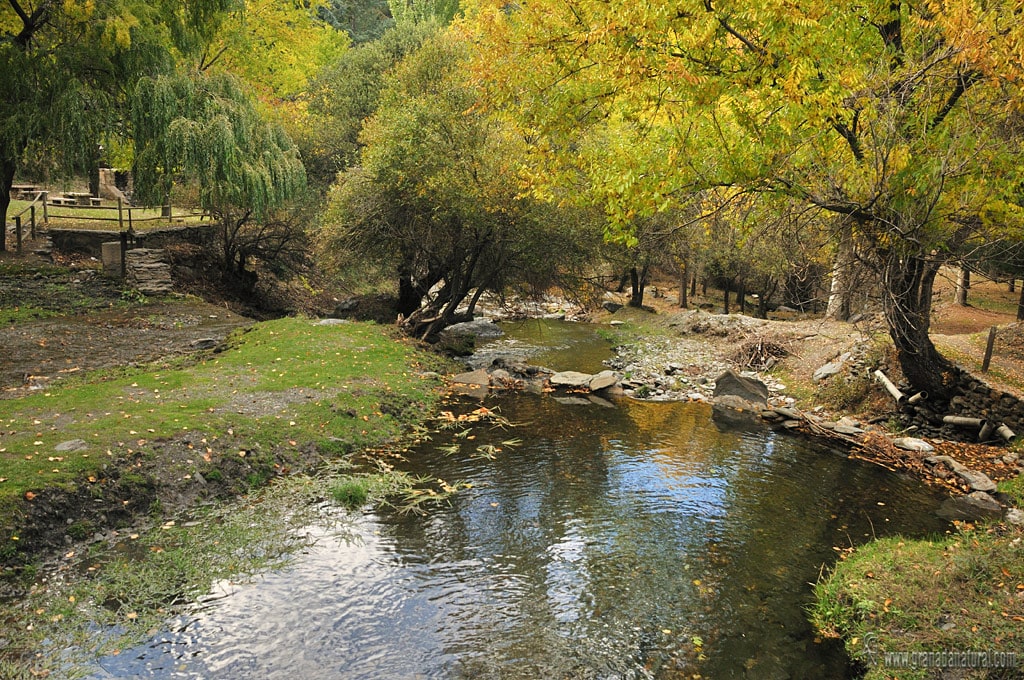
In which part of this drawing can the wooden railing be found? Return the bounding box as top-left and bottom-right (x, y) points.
(7, 191), (207, 253)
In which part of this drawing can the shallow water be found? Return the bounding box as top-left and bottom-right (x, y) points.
(88, 323), (952, 679)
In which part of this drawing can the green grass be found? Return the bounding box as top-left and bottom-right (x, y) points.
(0, 318), (448, 531)
(812, 525), (1024, 680)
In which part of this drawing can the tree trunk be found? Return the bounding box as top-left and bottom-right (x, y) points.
(881, 253), (961, 404)
(723, 278), (731, 314)
(628, 264), (649, 308)
(955, 265), (970, 306)
(825, 220), (855, 321)
(0, 158), (15, 252)
(1008, 278), (1015, 294)
(678, 260), (688, 308)
(690, 269), (698, 299)
(738, 278), (747, 315)
(1018, 282), (1024, 321)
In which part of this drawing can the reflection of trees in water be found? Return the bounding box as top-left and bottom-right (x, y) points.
(378, 396), (946, 678)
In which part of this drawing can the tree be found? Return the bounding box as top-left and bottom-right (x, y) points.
(321, 31), (597, 337)
(462, 0), (1024, 404)
(132, 72), (306, 289)
(303, 20), (438, 188)
(1, 0), (237, 249)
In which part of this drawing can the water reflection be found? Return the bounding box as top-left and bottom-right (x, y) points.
(91, 395), (950, 679)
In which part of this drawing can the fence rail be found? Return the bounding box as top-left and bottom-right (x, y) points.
(6, 191), (207, 254)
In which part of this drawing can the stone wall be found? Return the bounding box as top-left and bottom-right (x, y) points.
(904, 372), (1022, 442)
(49, 224), (216, 257)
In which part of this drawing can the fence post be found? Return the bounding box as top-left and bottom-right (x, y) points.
(30, 204), (35, 238)
(15, 215), (21, 254)
(119, 230), (128, 282)
(42, 192), (48, 224)
(117, 197), (124, 232)
(982, 326), (997, 372)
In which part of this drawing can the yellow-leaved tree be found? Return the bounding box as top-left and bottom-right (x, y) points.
(460, 0), (1024, 403)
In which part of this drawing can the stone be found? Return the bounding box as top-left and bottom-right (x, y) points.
(442, 318), (504, 338)
(589, 370), (619, 392)
(189, 338), (219, 349)
(813, 360), (844, 383)
(925, 455), (966, 473)
(609, 320), (625, 326)
(1003, 452), (1020, 465)
(550, 371), (594, 388)
(712, 369), (769, 411)
(316, 318), (350, 326)
(891, 437), (935, 453)
(450, 368), (491, 386)
(837, 416), (861, 428)
(834, 425), (866, 436)
(937, 492), (1003, 521)
(55, 439), (88, 452)
(554, 396), (592, 406)
(1005, 508), (1024, 526)
(488, 369), (514, 389)
(955, 469), (998, 493)
(124, 248), (173, 294)
(602, 301), (623, 313)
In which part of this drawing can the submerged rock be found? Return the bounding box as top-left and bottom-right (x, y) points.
(938, 492), (1003, 521)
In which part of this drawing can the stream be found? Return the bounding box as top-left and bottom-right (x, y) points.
(88, 321), (951, 679)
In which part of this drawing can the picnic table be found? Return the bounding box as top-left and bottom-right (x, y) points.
(10, 184), (40, 199)
(63, 192), (94, 206)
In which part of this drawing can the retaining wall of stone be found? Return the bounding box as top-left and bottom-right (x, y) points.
(904, 372), (1023, 441)
(49, 225), (216, 257)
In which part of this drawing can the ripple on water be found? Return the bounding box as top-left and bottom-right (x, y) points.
(88, 382), (950, 679)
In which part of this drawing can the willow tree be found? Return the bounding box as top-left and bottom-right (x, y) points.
(0, 0), (237, 248)
(462, 0), (1024, 404)
(132, 72), (306, 287)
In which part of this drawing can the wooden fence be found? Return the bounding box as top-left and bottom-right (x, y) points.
(7, 190), (207, 254)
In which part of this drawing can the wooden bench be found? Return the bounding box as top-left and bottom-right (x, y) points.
(49, 197), (76, 206)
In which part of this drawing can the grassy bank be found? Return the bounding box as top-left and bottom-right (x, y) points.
(1, 317), (449, 562)
(812, 476), (1024, 680)
(0, 316), (455, 677)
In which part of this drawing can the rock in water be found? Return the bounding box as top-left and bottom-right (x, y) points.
(550, 371), (594, 389)
(589, 370), (619, 391)
(442, 318), (504, 338)
(712, 369), (769, 408)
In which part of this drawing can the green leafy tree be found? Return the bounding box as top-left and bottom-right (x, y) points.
(132, 72), (306, 287)
(303, 20), (437, 188)
(321, 31), (596, 337)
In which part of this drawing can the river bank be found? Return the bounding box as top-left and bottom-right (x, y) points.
(580, 303), (1024, 679)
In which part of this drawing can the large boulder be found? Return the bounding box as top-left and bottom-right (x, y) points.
(711, 369), (769, 423)
(712, 369), (769, 407)
(442, 318), (504, 338)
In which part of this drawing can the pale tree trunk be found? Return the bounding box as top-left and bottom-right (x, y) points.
(825, 220), (854, 320)
(955, 265), (970, 306)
